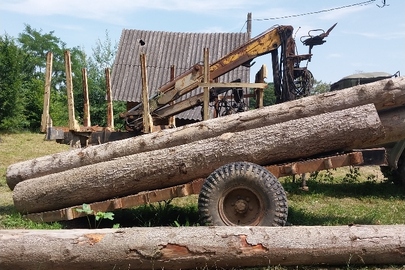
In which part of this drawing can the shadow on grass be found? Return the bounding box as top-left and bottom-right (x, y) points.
(284, 180), (405, 200)
(0, 204), (16, 216)
(286, 207), (379, 226)
(61, 202), (201, 229)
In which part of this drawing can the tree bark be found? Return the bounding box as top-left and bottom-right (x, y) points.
(6, 77), (405, 190)
(0, 225), (404, 270)
(12, 104), (388, 213)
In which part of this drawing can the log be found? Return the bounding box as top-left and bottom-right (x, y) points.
(13, 104), (387, 213)
(0, 225), (404, 270)
(6, 76), (405, 190)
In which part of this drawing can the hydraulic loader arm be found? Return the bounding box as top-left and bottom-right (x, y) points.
(122, 25), (293, 130)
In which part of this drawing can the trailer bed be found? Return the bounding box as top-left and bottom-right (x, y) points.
(26, 149), (387, 222)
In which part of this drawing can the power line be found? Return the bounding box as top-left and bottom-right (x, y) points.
(254, 0), (379, 21)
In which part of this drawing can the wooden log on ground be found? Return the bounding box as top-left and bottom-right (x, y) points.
(12, 104), (387, 213)
(6, 77), (405, 190)
(0, 225), (404, 270)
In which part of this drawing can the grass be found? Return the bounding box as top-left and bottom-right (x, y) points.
(0, 132), (69, 229)
(0, 132), (404, 269)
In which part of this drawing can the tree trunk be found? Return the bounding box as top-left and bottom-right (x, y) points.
(0, 225), (404, 270)
(13, 104), (388, 213)
(6, 77), (405, 190)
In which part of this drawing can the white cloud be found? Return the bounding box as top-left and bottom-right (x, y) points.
(1, 0), (256, 18)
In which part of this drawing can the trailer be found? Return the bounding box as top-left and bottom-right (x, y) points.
(24, 149), (387, 224)
(7, 23), (405, 226)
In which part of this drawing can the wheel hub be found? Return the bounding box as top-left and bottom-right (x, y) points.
(234, 199), (248, 214)
(219, 187), (264, 226)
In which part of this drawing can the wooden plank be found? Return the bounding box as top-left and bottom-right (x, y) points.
(26, 179), (204, 222)
(266, 151), (367, 177)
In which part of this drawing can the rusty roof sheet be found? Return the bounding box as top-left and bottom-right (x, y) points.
(111, 29), (250, 120)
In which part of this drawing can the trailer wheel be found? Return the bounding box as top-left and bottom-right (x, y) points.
(198, 162), (288, 226)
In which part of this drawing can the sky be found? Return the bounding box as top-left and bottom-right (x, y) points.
(0, 0), (404, 84)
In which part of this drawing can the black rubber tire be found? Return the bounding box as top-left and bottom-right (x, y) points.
(198, 162), (288, 226)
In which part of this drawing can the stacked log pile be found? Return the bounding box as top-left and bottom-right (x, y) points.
(6, 77), (405, 214)
(2, 77), (405, 269)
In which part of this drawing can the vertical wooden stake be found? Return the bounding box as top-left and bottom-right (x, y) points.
(140, 53), (153, 133)
(168, 65), (176, 128)
(105, 68), (114, 130)
(82, 68), (91, 127)
(41, 51), (53, 133)
(64, 50), (80, 131)
(203, 48), (210, 121)
(255, 64), (267, 108)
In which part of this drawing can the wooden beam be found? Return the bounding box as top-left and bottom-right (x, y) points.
(199, 82), (267, 89)
(64, 50), (80, 131)
(40, 51), (53, 133)
(203, 48), (210, 120)
(105, 68), (114, 130)
(168, 65), (176, 128)
(82, 68), (91, 127)
(254, 64), (267, 108)
(140, 53), (153, 133)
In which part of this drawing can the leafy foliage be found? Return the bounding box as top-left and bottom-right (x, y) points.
(75, 203), (115, 228)
(249, 83), (276, 109)
(0, 25), (126, 132)
(0, 35), (30, 131)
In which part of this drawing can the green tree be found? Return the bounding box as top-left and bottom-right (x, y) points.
(85, 30), (125, 128)
(0, 35), (30, 131)
(16, 25), (72, 128)
(310, 80), (331, 95)
(17, 25), (87, 128)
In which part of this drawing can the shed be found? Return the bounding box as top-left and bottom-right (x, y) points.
(111, 28), (251, 122)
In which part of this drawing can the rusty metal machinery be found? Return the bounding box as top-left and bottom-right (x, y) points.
(120, 24), (336, 133)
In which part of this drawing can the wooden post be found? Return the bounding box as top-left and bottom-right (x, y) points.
(64, 50), (80, 131)
(203, 48), (210, 120)
(105, 68), (114, 130)
(255, 64), (267, 108)
(140, 53), (153, 133)
(168, 65), (176, 128)
(82, 68), (91, 127)
(40, 51), (53, 133)
(247, 12), (252, 38)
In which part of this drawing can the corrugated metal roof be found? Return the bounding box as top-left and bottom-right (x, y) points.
(111, 29), (250, 121)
